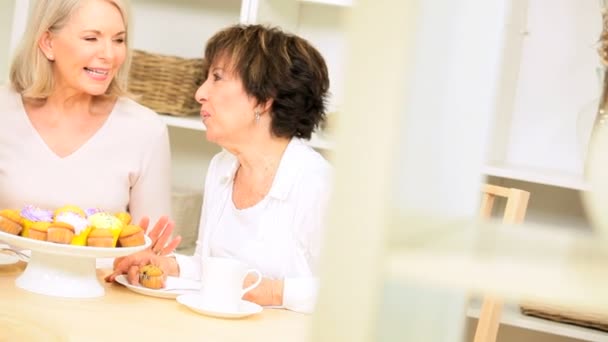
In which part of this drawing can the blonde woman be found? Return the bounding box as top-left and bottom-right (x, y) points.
(0, 0), (179, 252)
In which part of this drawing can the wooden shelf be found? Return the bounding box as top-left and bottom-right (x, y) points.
(158, 114), (334, 150)
(468, 299), (608, 342)
(482, 162), (589, 191)
(298, 0), (352, 6)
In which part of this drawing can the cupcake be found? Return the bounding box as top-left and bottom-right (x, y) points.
(20, 205), (53, 238)
(29, 222), (51, 241)
(86, 228), (114, 247)
(118, 224), (145, 247)
(114, 212), (132, 225)
(47, 222), (75, 244)
(0, 209), (23, 235)
(53, 205), (86, 219)
(88, 213), (124, 247)
(139, 264), (166, 289)
(55, 212), (91, 246)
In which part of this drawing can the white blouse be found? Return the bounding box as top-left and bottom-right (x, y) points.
(175, 138), (332, 313)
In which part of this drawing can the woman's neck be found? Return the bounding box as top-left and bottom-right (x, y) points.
(42, 89), (107, 117)
(234, 136), (290, 176)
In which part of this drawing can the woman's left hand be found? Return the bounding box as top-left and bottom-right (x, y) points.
(242, 274), (284, 306)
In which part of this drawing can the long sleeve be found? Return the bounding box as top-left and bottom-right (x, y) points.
(282, 164), (332, 313)
(128, 124), (172, 225)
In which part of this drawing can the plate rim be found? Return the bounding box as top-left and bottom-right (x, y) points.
(176, 293), (263, 318)
(0, 230), (150, 258)
(115, 274), (200, 299)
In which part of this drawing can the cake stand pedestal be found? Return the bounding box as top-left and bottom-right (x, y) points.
(0, 231), (150, 298)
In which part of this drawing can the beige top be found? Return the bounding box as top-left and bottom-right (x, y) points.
(0, 86), (172, 224)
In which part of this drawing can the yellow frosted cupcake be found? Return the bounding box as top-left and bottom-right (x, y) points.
(0, 209), (23, 235)
(29, 222), (51, 241)
(118, 225), (145, 247)
(114, 212), (132, 225)
(88, 213), (124, 247)
(86, 228), (114, 247)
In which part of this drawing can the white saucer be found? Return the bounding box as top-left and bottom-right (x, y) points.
(0, 243), (20, 265)
(177, 294), (263, 319)
(115, 275), (201, 299)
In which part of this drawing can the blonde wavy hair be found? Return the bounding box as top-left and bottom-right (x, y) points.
(9, 0), (132, 101)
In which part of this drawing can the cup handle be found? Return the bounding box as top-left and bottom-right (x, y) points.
(241, 269), (262, 296)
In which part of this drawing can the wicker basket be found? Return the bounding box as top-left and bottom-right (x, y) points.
(171, 188), (203, 253)
(520, 301), (608, 332)
(128, 49), (204, 116)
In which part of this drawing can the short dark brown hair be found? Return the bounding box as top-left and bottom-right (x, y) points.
(203, 24), (329, 140)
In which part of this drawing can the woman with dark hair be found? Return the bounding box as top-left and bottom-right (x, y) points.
(108, 24), (333, 313)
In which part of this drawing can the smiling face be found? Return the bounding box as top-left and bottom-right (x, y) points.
(39, 0), (127, 97)
(195, 57), (260, 148)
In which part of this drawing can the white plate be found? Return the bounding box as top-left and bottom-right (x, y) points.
(115, 275), (201, 299)
(177, 294), (263, 319)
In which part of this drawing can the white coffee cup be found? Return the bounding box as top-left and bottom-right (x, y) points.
(200, 256), (262, 312)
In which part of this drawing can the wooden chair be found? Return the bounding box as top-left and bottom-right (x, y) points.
(472, 184), (530, 342)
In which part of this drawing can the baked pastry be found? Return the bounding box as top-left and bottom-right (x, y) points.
(47, 222), (75, 244)
(88, 213), (124, 247)
(118, 224), (145, 247)
(20, 205), (53, 238)
(0, 209), (23, 235)
(139, 264), (166, 289)
(53, 205), (86, 218)
(86, 228), (114, 247)
(114, 212), (132, 225)
(28, 222), (51, 241)
(55, 213), (90, 246)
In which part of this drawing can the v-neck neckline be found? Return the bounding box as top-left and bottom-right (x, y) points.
(16, 94), (120, 161)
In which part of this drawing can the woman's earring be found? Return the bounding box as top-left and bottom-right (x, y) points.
(254, 110), (260, 123)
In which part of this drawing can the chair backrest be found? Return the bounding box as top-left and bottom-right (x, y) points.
(473, 184), (530, 342)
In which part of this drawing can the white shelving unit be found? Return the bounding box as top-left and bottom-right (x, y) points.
(467, 299), (608, 342)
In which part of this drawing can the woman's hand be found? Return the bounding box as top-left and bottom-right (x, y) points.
(141, 215), (182, 256)
(242, 274), (284, 306)
(105, 216), (181, 283)
(104, 249), (179, 284)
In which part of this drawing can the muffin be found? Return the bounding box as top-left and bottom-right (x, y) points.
(88, 213), (124, 247)
(47, 222), (75, 244)
(0, 209), (23, 235)
(29, 222), (51, 241)
(55, 212), (90, 246)
(20, 205), (53, 238)
(114, 212), (132, 225)
(86, 228), (114, 247)
(139, 264), (166, 289)
(118, 224), (145, 247)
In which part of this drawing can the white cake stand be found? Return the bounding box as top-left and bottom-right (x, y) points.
(0, 230), (150, 298)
